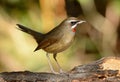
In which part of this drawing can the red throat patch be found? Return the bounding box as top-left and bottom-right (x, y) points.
(72, 28), (76, 32)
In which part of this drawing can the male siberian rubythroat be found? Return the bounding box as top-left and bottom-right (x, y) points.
(16, 17), (86, 73)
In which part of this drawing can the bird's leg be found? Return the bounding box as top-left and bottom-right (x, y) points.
(53, 53), (64, 73)
(46, 53), (56, 73)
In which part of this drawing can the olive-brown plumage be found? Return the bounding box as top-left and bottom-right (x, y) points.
(17, 17), (85, 73)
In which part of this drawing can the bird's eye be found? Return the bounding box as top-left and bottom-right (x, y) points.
(70, 21), (79, 26)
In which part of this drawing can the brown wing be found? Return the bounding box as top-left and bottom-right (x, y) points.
(34, 25), (63, 51)
(34, 38), (59, 51)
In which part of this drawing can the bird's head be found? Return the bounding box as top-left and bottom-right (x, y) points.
(63, 17), (86, 32)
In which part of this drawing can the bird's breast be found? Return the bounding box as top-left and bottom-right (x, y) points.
(43, 33), (75, 53)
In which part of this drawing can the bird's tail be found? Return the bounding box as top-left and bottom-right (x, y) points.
(16, 24), (44, 44)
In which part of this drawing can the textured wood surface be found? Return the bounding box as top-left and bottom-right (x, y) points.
(0, 57), (120, 82)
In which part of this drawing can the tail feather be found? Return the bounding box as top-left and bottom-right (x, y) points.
(16, 24), (44, 44)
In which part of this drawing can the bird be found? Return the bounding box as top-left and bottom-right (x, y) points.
(16, 17), (86, 73)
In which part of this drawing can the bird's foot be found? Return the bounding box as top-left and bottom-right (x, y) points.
(51, 69), (67, 74)
(59, 69), (67, 74)
(50, 69), (59, 74)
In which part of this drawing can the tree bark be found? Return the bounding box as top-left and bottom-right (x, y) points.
(0, 57), (120, 82)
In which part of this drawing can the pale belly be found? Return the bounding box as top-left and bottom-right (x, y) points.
(43, 35), (75, 53)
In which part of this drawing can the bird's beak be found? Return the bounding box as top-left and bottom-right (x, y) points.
(71, 20), (86, 29)
(78, 20), (86, 24)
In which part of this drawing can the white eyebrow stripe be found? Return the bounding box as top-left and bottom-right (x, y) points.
(68, 20), (79, 23)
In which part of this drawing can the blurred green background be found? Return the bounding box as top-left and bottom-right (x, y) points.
(0, 0), (120, 72)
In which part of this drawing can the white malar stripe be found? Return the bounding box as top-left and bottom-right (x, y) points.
(71, 24), (77, 29)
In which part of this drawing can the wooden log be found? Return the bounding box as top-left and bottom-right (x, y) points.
(0, 57), (120, 82)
